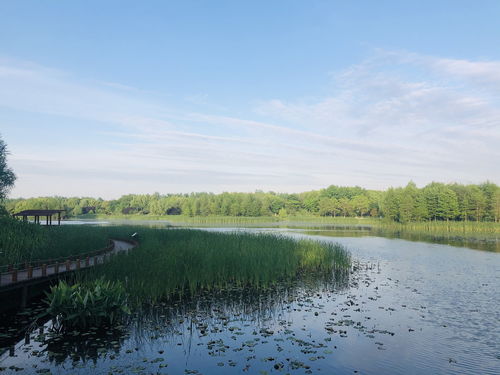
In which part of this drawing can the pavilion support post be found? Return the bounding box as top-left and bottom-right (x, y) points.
(46, 215), (49, 225)
(49, 215), (52, 225)
(58, 212), (61, 225)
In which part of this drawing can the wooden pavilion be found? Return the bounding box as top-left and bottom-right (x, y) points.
(13, 209), (64, 225)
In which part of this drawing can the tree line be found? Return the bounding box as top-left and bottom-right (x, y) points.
(5, 182), (500, 223)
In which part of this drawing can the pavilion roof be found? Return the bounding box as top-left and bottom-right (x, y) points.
(13, 209), (64, 216)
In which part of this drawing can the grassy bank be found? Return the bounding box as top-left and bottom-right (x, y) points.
(74, 213), (380, 225)
(74, 213), (499, 237)
(377, 220), (499, 235)
(0, 217), (133, 267)
(84, 229), (351, 303)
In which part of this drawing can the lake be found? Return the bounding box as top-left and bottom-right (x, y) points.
(0, 224), (499, 374)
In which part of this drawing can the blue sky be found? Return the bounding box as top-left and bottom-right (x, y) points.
(1, 1), (499, 198)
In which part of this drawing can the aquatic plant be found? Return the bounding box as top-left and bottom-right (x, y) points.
(377, 220), (499, 235)
(0, 218), (134, 267)
(44, 278), (130, 331)
(87, 229), (351, 303)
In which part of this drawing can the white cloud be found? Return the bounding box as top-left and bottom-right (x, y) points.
(1, 52), (499, 198)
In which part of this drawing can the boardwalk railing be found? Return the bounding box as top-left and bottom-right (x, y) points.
(0, 239), (137, 288)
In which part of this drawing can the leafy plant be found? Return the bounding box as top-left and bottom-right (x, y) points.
(44, 278), (130, 331)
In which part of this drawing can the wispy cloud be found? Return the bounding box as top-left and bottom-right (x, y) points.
(1, 52), (499, 198)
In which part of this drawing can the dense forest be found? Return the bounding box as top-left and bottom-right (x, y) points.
(5, 182), (500, 223)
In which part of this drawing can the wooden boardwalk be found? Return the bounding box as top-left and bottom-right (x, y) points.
(0, 240), (136, 291)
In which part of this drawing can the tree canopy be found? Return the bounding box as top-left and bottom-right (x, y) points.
(5, 181), (499, 223)
(0, 135), (16, 201)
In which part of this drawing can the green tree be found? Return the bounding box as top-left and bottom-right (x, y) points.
(318, 197), (339, 217)
(413, 190), (429, 221)
(424, 183), (458, 221)
(268, 195), (286, 215)
(301, 191), (320, 213)
(382, 188), (401, 221)
(0, 135), (16, 201)
(351, 195), (370, 217)
(338, 198), (353, 217)
(480, 182), (499, 222)
(398, 182), (424, 223)
(284, 194), (302, 214)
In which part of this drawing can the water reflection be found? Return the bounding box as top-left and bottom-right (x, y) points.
(44, 326), (127, 365)
(1, 245), (498, 375)
(2, 229), (498, 375)
(299, 228), (499, 252)
(65, 219), (499, 252)
(1, 269), (351, 367)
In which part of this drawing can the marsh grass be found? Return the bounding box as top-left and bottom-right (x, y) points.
(0, 218), (351, 304)
(85, 229), (351, 304)
(377, 220), (499, 236)
(0, 217), (133, 267)
(76, 213), (498, 236)
(76, 213), (377, 226)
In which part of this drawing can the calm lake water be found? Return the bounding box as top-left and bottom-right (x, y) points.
(1, 224), (499, 374)
(60, 218), (500, 252)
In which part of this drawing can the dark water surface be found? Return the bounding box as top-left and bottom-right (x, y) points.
(1, 228), (499, 374)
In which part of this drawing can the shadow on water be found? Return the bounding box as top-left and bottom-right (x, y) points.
(1, 269), (351, 369)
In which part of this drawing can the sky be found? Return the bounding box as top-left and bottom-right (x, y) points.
(1, 0), (499, 199)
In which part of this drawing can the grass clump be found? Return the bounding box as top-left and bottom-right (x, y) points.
(44, 278), (130, 331)
(0, 217), (134, 267)
(89, 229), (351, 303)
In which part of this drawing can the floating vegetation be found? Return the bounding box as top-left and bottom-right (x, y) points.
(44, 279), (130, 331)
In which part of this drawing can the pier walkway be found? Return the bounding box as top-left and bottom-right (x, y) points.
(0, 239), (136, 291)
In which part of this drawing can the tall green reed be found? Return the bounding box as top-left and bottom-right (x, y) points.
(86, 229), (351, 304)
(0, 217), (135, 266)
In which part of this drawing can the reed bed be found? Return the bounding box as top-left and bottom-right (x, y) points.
(0, 217), (133, 267)
(377, 220), (499, 236)
(77, 214), (378, 226)
(86, 229), (351, 304)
